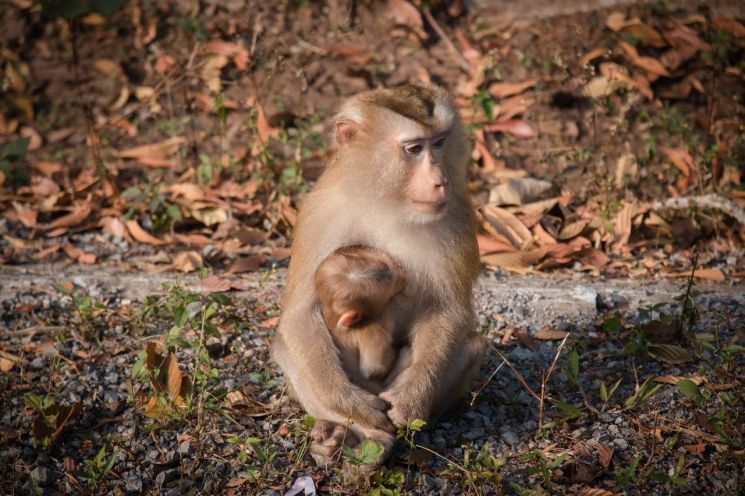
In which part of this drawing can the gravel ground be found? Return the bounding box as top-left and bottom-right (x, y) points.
(1, 265), (743, 495)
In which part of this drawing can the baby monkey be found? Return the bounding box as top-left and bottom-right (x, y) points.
(315, 246), (406, 393)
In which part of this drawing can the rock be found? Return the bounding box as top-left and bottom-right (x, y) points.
(509, 346), (532, 362)
(29, 357), (45, 370)
(614, 438), (629, 450)
(178, 440), (191, 456)
(31, 466), (58, 485)
(501, 430), (519, 447)
(125, 476), (143, 492)
(421, 473), (437, 490)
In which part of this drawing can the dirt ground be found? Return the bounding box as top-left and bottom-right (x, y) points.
(1, 1), (744, 495)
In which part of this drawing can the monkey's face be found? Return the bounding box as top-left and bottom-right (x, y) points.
(332, 83), (467, 225)
(399, 131), (450, 217)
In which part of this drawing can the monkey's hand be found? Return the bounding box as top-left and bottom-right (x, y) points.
(340, 384), (396, 433)
(379, 378), (430, 427)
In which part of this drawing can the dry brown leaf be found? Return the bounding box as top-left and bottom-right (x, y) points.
(484, 119), (536, 139)
(655, 375), (704, 386)
(45, 203), (92, 230)
(661, 147), (693, 178)
(712, 17), (745, 38)
(387, 0), (427, 39)
(227, 255), (266, 274)
(473, 138), (501, 172)
(32, 403), (81, 446)
(191, 207), (228, 226)
(488, 79), (537, 99)
(633, 73), (654, 101)
(476, 234), (515, 255)
(580, 48), (608, 66)
(533, 327), (569, 340)
(202, 40), (249, 70)
(0, 351), (20, 372)
(611, 202), (634, 250)
(99, 217), (130, 240)
(200, 274), (232, 293)
(171, 251), (204, 272)
(114, 137), (185, 160)
(125, 219), (166, 245)
(623, 23), (666, 47)
(325, 44), (372, 65)
(558, 220), (588, 241)
(488, 177), (552, 206)
(576, 488), (617, 496)
(12, 201), (37, 229)
(256, 104), (277, 143)
(481, 205), (533, 248)
(648, 343), (691, 364)
(619, 41), (670, 77)
(496, 94), (534, 121)
(605, 11), (630, 32)
(664, 268), (726, 282)
(481, 248), (547, 272)
(20, 126), (42, 150)
(615, 152), (639, 187)
(93, 58), (124, 80)
(63, 245), (96, 264)
(596, 443), (614, 470)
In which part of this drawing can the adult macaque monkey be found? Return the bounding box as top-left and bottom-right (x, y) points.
(272, 83), (484, 466)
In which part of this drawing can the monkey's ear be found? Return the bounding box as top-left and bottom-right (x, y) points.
(335, 119), (359, 146)
(338, 310), (361, 328)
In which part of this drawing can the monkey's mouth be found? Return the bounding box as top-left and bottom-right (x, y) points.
(411, 200), (447, 214)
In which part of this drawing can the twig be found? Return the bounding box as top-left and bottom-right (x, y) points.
(67, 19), (106, 182)
(493, 348), (540, 401)
(538, 334), (570, 428)
(414, 444), (470, 475)
(421, 8), (470, 73)
(470, 355), (506, 406)
(651, 193), (745, 225)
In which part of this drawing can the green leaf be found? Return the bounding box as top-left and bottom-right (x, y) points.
(302, 415), (316, 429)
(569, 349), (579, 379)
(408, 419), (426, 432)
(603, 316), (622, 333)
(38, 0), (88, 18)
(549, 398), (583, 418)
(600, 382), (608, 402)
(345, 439), (384, 466)
(676, 379), (703, 403)
(90, 0), (128, 15)
(0, 137), (30, 160)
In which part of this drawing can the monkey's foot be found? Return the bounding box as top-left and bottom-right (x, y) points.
(309, 420), (359, 468)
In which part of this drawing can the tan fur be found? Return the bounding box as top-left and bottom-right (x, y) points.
(315, 246), (405, 393)
(271, 83), (483, 464)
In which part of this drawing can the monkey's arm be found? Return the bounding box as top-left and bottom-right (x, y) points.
(272, 306), (394, 432)
(379, 305), (475, 426)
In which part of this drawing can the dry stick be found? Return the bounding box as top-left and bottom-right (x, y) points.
(68, 19), (106, 181)
(469, 355), (506, 407)
(495, 334), (570, 430)
(651, 193), (745, 226)
(538, 334), (570, 429)
(421, 8), (471, 73)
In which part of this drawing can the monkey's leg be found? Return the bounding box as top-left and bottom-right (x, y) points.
(430, 332), (485, 417)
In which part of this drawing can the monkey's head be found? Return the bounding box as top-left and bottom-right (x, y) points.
(315, 246), (406, 330)
(331, 83), (468, 224)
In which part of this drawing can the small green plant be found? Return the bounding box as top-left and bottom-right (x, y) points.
(177, 16), (207, 41)
(292, 415), (316, 470)
(623, 376), (662, 410)
(0, 137), (30, 185)
(676, 379), (706, 406)
(649, 455), (688, 488)
(599, 378), (622, 411)
(343, 438), (385, 467)
(397, 418), (426, 450)
(561, 349), (579, 389)
(369, 469), (405, 496)
(228, 436), (277, 481)
(615, 455), (640, 489)
(53, 284), (105, 336)
(121, 184), (182, 233)
(523, 449), (565, 490)
(37, 0), (129, 19)
(80, 446), (117, 489)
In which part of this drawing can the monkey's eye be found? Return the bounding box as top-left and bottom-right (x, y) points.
(432, 136), (446, 149)
(403, 143), (423, 155)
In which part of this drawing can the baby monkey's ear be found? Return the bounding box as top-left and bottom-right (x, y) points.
(337, 310), (361, 329)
